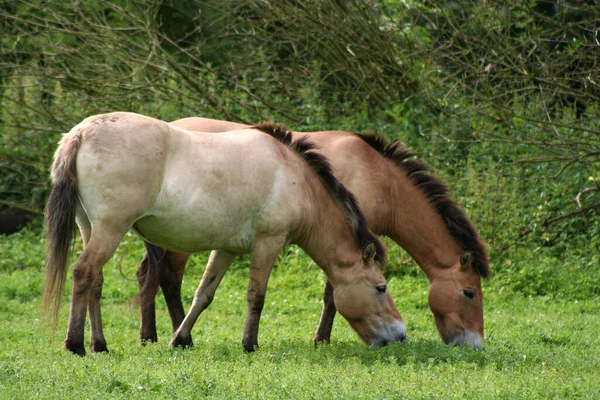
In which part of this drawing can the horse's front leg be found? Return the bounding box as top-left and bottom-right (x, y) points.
(242, 236), (286, 353)
(170, 250), (236, 348)
(314, 280), (337, 344)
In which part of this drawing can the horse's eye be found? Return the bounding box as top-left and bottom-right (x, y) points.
(376, 284), (387, 294)
(462, 289), (475, 299)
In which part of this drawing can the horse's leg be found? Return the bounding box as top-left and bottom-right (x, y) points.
(88, 269), (107, 352)
(137, 243), (165, 344)
(314, 280), (337, 344)
(138, 247), (189, 343)
(64, 224), (125, 356)
(76, 209), (109, 353)
(159, 251), (190, 335)
(170, 250), (236, 348)
(137, 251), (155, 343)
(242, 236), (286, 353)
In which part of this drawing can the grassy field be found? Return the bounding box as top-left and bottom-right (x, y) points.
(0, 227), (599, 399)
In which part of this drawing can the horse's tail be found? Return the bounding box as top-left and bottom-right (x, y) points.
(42, 128), (84, 328)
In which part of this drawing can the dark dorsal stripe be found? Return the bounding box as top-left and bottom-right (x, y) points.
(357, 133), (490, 278)
(253, 122), (386, 264)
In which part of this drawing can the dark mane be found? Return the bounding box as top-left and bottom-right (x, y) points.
(254, 122), (386, 264)
(357, 133), (490, 278)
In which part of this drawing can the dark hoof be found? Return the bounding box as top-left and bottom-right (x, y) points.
(90, 340), (109, 353)
(242, 342), (258, 353)
(313, 335), (331, 345)
(64, 339), (86, 356)
(170, 334), (193, 349)
(140, 335), (158, 346)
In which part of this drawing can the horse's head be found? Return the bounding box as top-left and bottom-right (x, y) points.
(332, 242), (406, 347)
(428, 252), (484, 349)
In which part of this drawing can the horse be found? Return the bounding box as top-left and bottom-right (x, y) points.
(136, 117), (490, 349)
(42, 112), (406, 356)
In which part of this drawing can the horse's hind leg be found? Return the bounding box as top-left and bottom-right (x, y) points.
(64, 224), (125, 356)
(242, 236), (286, 353)
(314, 280), (337, 344)
(137, 243), (163, 344)
(76, 208), (109, 353)
(138, 247), (189, 343)
(160, 251), (190, 334)
(170, 250), (236, 348)
(88, 269), (107, 352)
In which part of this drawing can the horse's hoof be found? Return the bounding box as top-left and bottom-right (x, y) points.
(170, 334), (193, 349)
(140, 335), (158, 346)
(64, 339), (86, 356)
(90, 340), (109, 353)
(313, 335), (331, 345)
(242, 342), (258, 353)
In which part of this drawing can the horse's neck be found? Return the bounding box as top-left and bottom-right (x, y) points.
(303, 132), (464, 279)
(293, 181), (360, 286)
(382, 170), (463, 278)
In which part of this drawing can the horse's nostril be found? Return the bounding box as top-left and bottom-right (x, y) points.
(450, 331), (466, 347)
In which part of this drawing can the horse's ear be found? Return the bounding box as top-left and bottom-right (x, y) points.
(460, 252), (473, 270)
(362, 242), (377, 262)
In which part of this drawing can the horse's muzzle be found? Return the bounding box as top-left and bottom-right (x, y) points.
(369, 320), (407, 348)
(448, 330), (482, 349)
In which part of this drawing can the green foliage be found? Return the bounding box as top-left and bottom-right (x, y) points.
(0, 225), (45, 273)
(492, 249), (600, 299)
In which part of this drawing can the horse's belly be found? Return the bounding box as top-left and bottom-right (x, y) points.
(132, 213), (255, 254)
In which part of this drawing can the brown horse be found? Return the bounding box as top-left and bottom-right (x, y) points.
(137, 117), (490, 349)
(42, 112), (406, 355)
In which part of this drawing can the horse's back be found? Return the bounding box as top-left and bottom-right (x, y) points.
(172, 117), (249, 132)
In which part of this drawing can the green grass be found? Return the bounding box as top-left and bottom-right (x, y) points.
(0, 228), (599, 399)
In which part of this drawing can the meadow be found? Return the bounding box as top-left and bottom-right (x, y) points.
(0, 226), (598, 399)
